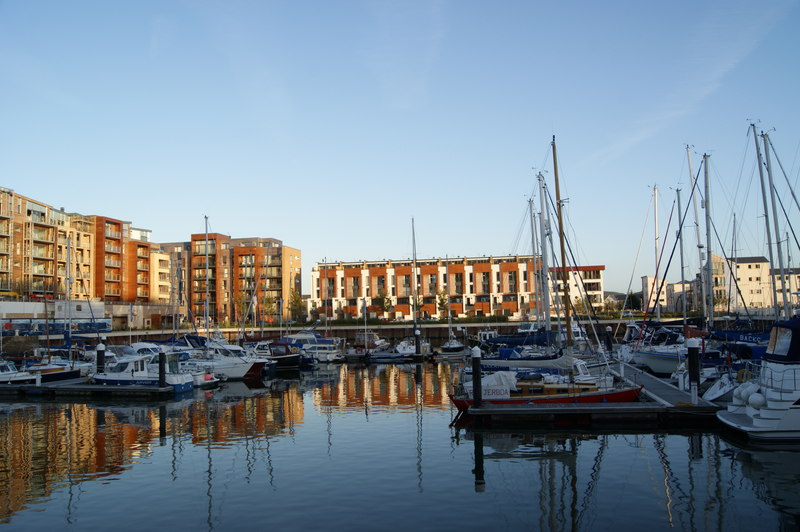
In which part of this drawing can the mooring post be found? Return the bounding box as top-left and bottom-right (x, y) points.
(473, 431), (485, 492)
(96, 340), (106, 374)
(687, 337), (700, 405)
(159, 351), (167, 388)
(604, 326), (613, 352)
(471, 346), (482, 408)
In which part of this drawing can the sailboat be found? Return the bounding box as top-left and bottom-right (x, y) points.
(343, 297), (373, 363)
(170, 217), (268, 380)
(435, 258), (470, 359)
(450, 136), (643, 409)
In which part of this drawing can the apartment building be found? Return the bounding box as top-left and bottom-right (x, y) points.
(164, 235), (301, 326)
(309, 256), (605, 321)
(0, 189), (301, 329)
(0, 188), (85, 300)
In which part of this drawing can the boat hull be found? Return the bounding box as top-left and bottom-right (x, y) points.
(92, 374), (194, 393)
(448, 385), (643, 413)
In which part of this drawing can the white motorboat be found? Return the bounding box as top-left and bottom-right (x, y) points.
(92, 353), (195, 393)
(717, 317), (800, 442)
(0, 360), (38, 384)
(283, 331), (344, 362)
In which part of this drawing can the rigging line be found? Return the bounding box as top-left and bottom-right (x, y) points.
(706, 204), (753, 321)
(559, 210), (604, 350)
(615, 190), (654, 338)
(767, 134), (800, 216)
(772, 189), (800, 260)
(646, 198), (676, 324)
(648, 167), (709, 327)
(509, 199), (529, 255)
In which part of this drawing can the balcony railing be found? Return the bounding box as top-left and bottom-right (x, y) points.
(105, 260), (121, 268)
(105, 244), (121, 253)
(105, 230), (122, 239)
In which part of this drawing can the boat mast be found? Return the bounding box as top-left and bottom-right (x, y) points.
(204, 215), (210, 336)
(654, 184), (661, 320)
(528, 197), (541, 326)
(703, 154), (714, 328)
(763, 132), (791, 319)
(66, 235), (72, 352)
(677, 189), (688, 326)
(445, 256), (452, 336)
(686, 146), (707, 320)
(538, 172), (551, 338)
(552, 136), (571, 347)
(752, 124), (780, 320)
(411, 217), (420, 354)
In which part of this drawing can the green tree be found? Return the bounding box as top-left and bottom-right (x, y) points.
(233, 291), (250, 327)
(288, 289), (304, 321)
(437, 290), (449, 319)
(261, 295), (277, 324)
(628, 292), (642, 311)
(373, 289), (393, 318)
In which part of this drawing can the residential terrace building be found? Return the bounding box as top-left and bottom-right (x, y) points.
(308, 256), (605, 321)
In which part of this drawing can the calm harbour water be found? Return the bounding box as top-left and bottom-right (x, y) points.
(0, 361), (798, 531)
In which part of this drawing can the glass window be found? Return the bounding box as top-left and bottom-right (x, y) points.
(767, 327), (792, 357)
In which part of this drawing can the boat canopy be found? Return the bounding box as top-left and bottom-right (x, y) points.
(764, 317), (800, 363)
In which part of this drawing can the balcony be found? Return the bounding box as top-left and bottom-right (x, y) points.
(104, 244), (121, 253)
(104, 287), (121, 296)
(137, 262), (150, 271)
(32, 248), (53, 259)
(104, 273), (121, 282)
(105, 260), (121, 268)
(105, 230), (122, 239)
(137, 248), (149, 258)
(137, 274), (149, 284)
(136, 288), (150, 298)
(29, 212), (52, 225)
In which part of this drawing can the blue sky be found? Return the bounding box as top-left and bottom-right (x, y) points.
(2, 1), (799, 295)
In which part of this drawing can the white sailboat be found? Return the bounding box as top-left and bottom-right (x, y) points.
(435, 257), (469, 359)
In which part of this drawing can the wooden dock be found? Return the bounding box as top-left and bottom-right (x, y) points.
(0, 378), (176, 400)
(464, 361), (723, 429)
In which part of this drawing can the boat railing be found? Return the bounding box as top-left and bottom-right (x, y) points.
(759, 364), (800, 398)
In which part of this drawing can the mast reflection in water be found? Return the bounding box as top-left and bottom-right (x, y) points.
(0, 361), (797, 531)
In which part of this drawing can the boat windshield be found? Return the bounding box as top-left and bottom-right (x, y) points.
(109, 362), (130, 373)
(767, 327), (792, 358)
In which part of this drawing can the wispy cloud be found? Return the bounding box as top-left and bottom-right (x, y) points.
(362, 1), (448, 111)
(587, 0), (796, 168)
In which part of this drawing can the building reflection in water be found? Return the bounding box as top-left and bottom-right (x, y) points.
(0, 361), (461, 523)
(459, 427), (800, 531)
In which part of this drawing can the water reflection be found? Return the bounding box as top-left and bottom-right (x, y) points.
(729, 444), (800, 530)
(2, 361), (797, 530)
(0, 361), (461, 524)
(458, 427), (800, 531)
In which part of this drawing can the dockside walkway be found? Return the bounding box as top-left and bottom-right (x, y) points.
(464, 361), (723, 430)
